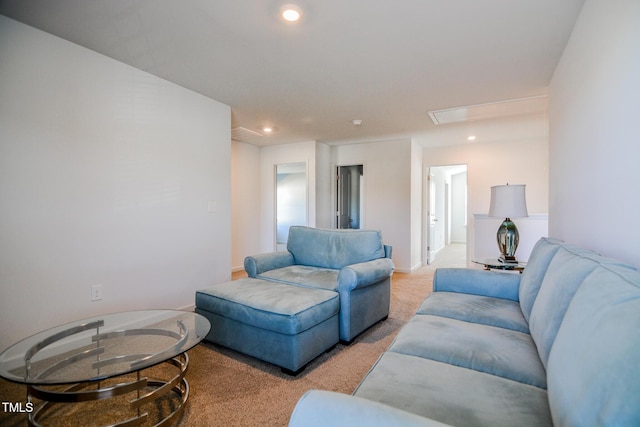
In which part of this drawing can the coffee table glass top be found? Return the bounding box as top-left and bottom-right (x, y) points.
(0, 310), (210, 385)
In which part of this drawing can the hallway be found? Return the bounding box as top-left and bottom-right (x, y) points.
(427, 243), (467, 269)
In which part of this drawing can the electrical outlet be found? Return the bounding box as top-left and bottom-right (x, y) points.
(91, 284), (102, 302)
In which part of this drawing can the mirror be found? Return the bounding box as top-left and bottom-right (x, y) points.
(276, 162), (307, 251)
(337, 165), (363, 229)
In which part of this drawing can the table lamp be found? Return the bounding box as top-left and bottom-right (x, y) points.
(488, 184), (528, 263)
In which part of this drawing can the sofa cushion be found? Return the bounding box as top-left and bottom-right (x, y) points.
(518, 237), (562, 323)
(290, 390), (451, 427)
(547, 264), (640, 426)
(528, 247), (599, 368)
(195, 278), (339, 335)
(417, 292), (529, 333)
(354, 352), (552, 427)
(287, 226), (385, 269)
(259, 265), (339, 291)
(388, 314), (546, 388)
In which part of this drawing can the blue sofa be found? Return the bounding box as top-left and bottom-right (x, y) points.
(289, 237), (640, 426)
(244, 226), (394, 343)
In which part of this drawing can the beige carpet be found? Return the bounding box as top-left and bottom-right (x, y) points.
(0, 267), (434, 426)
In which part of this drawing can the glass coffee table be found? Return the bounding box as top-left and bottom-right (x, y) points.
(0, 310), (210, 427)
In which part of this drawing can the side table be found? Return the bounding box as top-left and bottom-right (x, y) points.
(472, 258), (526, 273)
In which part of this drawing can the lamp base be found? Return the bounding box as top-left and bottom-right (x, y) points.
(496, 217), (519, 263)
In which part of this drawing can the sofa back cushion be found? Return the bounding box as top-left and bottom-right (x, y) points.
(547, 264), (640, 426)
(518, 237), (563, 322)
(528, 246), (599, 368)
(287, 226), (386, 269)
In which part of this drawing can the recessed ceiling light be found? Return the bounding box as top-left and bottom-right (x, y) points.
(281, 4), (302, 22)
(467, 135), (476, 141)
(263, 127), (273, 133)
(352, 119), (363, 126)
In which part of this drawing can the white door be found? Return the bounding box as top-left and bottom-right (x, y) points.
(336, 165), (363, 229)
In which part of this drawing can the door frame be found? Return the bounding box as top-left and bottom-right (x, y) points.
(423, 164), (468, 265)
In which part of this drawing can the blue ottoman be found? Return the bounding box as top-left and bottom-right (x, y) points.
(195, 278), (340, 375)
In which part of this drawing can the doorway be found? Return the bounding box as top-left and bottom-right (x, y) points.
(275, 162), (307, 250)
(424, 164), (467, 266)
(336, 165), (363, 229)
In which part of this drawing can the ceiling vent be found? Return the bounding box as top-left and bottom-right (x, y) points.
(428, 95), (548, 125)
(231, 127), (263, 143)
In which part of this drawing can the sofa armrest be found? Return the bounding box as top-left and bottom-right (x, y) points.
(433, 268), (521, 301)
(244, 251), (295, 277)
(289, 390), (452, 427)
(337, 258), (394, 291)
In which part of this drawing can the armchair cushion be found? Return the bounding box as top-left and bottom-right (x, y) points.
(259, 265), (339, 291)
(287, 226), (386, 269)
(196, 278), (338, 335)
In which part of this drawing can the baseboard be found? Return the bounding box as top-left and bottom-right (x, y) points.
(411, 262), (424, 272)
(178, 303), (196, 312)
(393, 267), (420, 274)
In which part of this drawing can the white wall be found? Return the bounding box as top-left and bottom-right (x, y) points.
(411, 142), (424, 270)
(0, 17), (232, 351)
(231, 141), (261, 270)
(234, 137), (415, 272)
(232, 141), (331, 266)
(332, 139), (413, 272)
(549, 0), (640, 268)
(315, 142), (333, 229)
(419, 114), (549, 265)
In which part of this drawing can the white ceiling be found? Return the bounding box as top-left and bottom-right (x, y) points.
(0, 0), (585, 146)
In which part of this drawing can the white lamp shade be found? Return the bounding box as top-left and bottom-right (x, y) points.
(488, 184), (528, 219)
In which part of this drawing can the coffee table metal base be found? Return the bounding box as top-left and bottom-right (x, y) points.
(27, 353), (189, 427)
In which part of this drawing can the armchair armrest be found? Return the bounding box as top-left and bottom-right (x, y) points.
(289, 390), (452, 427)
(244, 251), (294, 277)
(384, 244), (393, 259)
(337, 258), (394, 291)
(433, 268), (521, 301)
